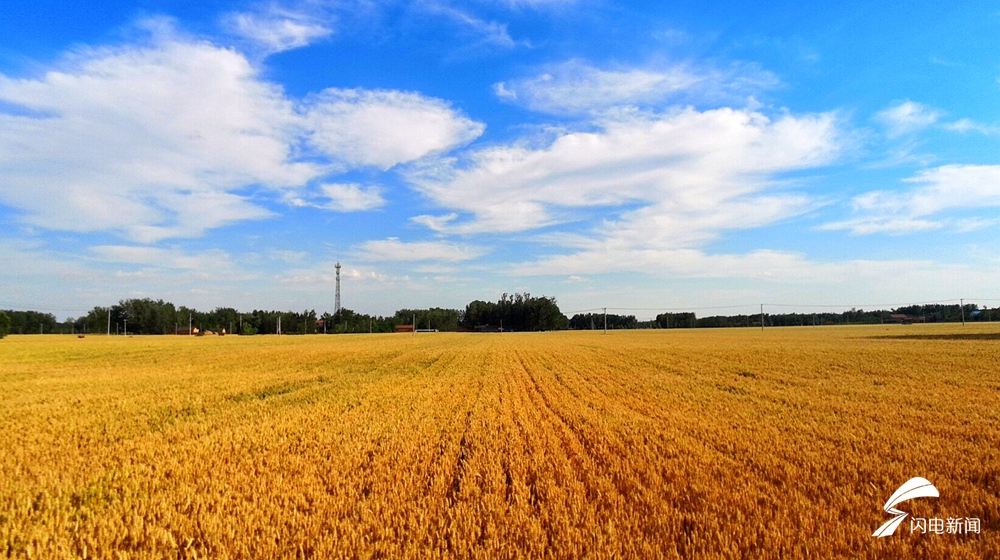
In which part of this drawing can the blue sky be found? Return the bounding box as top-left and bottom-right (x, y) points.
(2, 1), (999, 320)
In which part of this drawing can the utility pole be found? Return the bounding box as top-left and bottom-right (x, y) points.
(189, 312), (193, 336)
(760, 304), (765, 331)
(107, 309), (111, 336)
(412, 314), (415, 337)
(603, 307), (607, 335)
(961, 299), (966, 326)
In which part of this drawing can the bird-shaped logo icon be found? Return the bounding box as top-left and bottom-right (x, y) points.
(872, 477), (940, 538)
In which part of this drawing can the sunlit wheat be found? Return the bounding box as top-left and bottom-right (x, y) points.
(1, 326), (997, 558)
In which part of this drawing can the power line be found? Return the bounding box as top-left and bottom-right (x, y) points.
(0, 301), (85, 312)
(762, 299), (966, 309)
(566, 304), (758, 315)
(564, 308), (606, 315)
(612, 304), (759, 312)
(566, 298), (1000, 321)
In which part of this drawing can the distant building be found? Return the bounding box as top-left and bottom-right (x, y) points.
(395, 325), (414, 333)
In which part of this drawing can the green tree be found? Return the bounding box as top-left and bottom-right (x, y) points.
(0, 311), (10, 338)
(460, 293), (567, 331)
(3, 310), (57, 334)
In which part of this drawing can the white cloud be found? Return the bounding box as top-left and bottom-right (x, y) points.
(953, 217), (1000, 233)
(316, 183), (385, 211)
(513, 247), (837, 278)
(491, 0), (577, 8)
(90, 245), (237, 272)
(0, 30), (483, 243)
(357, 238), (489, 262)
(225, 9), (332, 53)
(509, 246), (983, 293)
(874, 100), (943, 137)
(0, 37), (317, 242)
(276, 266), (393, 287)
(494, 60), (779, 115)
(414, 264), (460, 274)
(0, 238), (310, 317)
(494, 64), (699, 115)
(304, 89), (485, 170)
(874, 102), (999, 138)
(0, 240), (94, 286)
(421, 2), (524, 49)
(818, 217), (942, 236)
(270, 250), (308, 263)
(411, 212), (460, 232)
(514, 248), (1000, 313)
(944, 118), (1000, 136)
(821, 165), (1000, 235)
(410, 107), (840, 238)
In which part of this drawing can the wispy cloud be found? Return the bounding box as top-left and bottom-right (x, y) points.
(225, 7), (333, 54)
(90, 245), (237, 272)
(874, 101), (999, 138)
(357, 238), (490, 262)
(510, 248), (1000, 310)
(270, 250), (308, 263)
(410, 107), (840, 238)
(491, 0), (578, 8)
(874, 100), (943, 137)
(317, 183), (386, 212)
(419, 1), (526, 49)
(944, 118), (1000, 136)
(821, 164), (1000, 235)
(494, 59), (779, 115)
(0, 241), (248, 315)
(283, 182), (386, 211)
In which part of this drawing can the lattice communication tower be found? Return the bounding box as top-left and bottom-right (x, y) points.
(334, 262), (342, 316)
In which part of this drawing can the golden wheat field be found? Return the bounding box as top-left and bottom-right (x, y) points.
(1, 325), (998, 559)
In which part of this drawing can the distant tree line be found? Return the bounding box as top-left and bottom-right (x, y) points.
(656, 312), (697, 328)
(653, 304), (996, 328)
(569, 313), (638, 330)
(0, 310), (64, 335)
(461, 293), (569, 331)
(3, 300), (996, 337)
(323, 307), (462, 334)
(0, 294), (568, 336)
(567, 304), (1000, 330)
